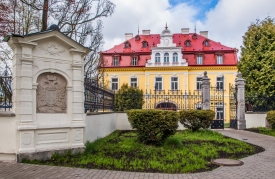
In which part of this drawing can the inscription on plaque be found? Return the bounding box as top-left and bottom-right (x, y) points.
(37, 73), (67, 113)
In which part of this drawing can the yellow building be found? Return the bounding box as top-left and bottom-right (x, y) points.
(101, 26), (238, 123)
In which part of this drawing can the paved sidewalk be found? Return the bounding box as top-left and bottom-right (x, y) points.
(1, 129), (275, 179)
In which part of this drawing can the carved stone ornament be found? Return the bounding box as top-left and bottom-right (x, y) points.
(39, 42), (65, 56)
(164, 39), (169, 46)
(37, 73), (67, 113)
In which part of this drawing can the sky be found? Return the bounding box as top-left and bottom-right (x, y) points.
(101, 0), (275, 58)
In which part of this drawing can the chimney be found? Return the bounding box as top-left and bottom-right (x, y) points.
(181, 28), (189, 34)
(200, 31), (208, 38)
(125, 33), (133, 41)
(142, 30), (150, 35)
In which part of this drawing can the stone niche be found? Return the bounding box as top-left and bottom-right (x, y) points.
(37, 72), (67, 113)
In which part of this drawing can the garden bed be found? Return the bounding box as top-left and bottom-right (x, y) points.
(23, 130), (264, 173)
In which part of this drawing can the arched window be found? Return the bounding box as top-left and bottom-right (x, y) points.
(142, 41), (148, 48)
(203, 39), (210, 46)
(155, 53), (160, 63)
(124, 41), (131, 48)
(164, 53), (169, 63)
(185, 40), (191, 47)
(156, 102), (177, 111)
(173, 52), (178, 62)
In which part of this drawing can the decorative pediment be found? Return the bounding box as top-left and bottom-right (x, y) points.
(18, 30), (90, 55)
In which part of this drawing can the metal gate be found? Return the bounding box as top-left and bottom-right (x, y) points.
(229, 83), (237, 129)
(210, 86), (225, 129)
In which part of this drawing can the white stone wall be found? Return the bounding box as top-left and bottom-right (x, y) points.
(0, 113), (16, 161)
(85, 113), (118, 142)
(85, 113), (186, 142)
(245, 113), (268, 128)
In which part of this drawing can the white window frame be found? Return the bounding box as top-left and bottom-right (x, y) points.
(164, 53), (169, 63)
(130, 77), (138, 88)
(171, 77), (178, 90)
(196, 77), (202, 90)
(173, 52), (178, 63)
(196, 55), (203, 65)
(113, 57), (119, 66)
(132, 57), (138, 66)
(216, 76), (224, 90)
(217, 55), (223, 64)
(155, 77), (163, 90)
(111, 78), (118, 90)
(155, 53), (160, 63)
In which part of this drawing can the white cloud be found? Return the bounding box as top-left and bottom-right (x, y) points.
(203, 0), (275, 56)
(101, 0), (275, 56)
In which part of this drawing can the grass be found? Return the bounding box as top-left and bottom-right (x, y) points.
(22, 130), (264, 173)
(247, 127), (275, 137)
(224, 122), (230, 128)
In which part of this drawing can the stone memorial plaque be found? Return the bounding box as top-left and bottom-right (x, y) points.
(37, 73), (67, 113)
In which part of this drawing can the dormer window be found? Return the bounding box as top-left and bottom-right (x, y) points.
(135, 35), (140, 41)
(124, 41), (131, 48)
(142, 40), (148, 48)
(196, 54), (203, 65)
(155, 53), (160, 63)
(113, 57), (119, 66)
(192, 34), (197, 39)
(203, 39), (210, 46)
(185, 40), (191, 47)
(216, 55), (223, 64)
(132, 57), (138, 66)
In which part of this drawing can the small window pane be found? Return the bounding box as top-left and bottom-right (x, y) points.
(196, 77), (202, 90)
(164, 53), (169, 63)
(111, 78), (118, 90)
(155, 53), (160, 63)
(173, 53), (178, 62)
(197, 55), (203, 65)
(131, 78), (137, 88)
(155, 77), (162, 90)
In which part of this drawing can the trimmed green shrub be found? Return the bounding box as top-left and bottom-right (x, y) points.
(114, 83), (144, 111)
(266, 110), (275, 129)
(126, 109), (178, 145)
(179, 110), (215, 131)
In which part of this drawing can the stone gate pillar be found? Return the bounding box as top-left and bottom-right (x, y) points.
(202, 71), (210, 110)
(235, 72), (246, 130)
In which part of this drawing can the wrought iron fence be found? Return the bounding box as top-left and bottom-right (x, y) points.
(210, 86), (225, 129)
(229, 83), (237, 128)
(0, 76), (12, 111)
(84, 79), (114, 112)
(245, 95), (275, 112)
(143, 89), (202, 110)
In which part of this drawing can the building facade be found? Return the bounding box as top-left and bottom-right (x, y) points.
(101, 26), (238, 122)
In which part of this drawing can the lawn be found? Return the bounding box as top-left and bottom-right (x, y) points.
(23, 130), (264, 173)
(246, 127), (275, 137)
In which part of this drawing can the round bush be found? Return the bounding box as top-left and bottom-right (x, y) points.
(126, 109), (178, 145)
(266, 110), (275, 129)
(179, 110), (215, 131)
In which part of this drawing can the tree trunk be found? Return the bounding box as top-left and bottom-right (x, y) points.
(41, 0), (48, 31)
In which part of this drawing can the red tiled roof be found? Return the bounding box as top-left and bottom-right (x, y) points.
(101, 33), (238, 67)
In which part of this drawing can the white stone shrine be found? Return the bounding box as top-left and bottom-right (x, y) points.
(3, 27), (90, 160)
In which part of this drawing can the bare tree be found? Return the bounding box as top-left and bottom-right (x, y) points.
(0, 0), (13, 37)
(1, 0), (115, 82)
